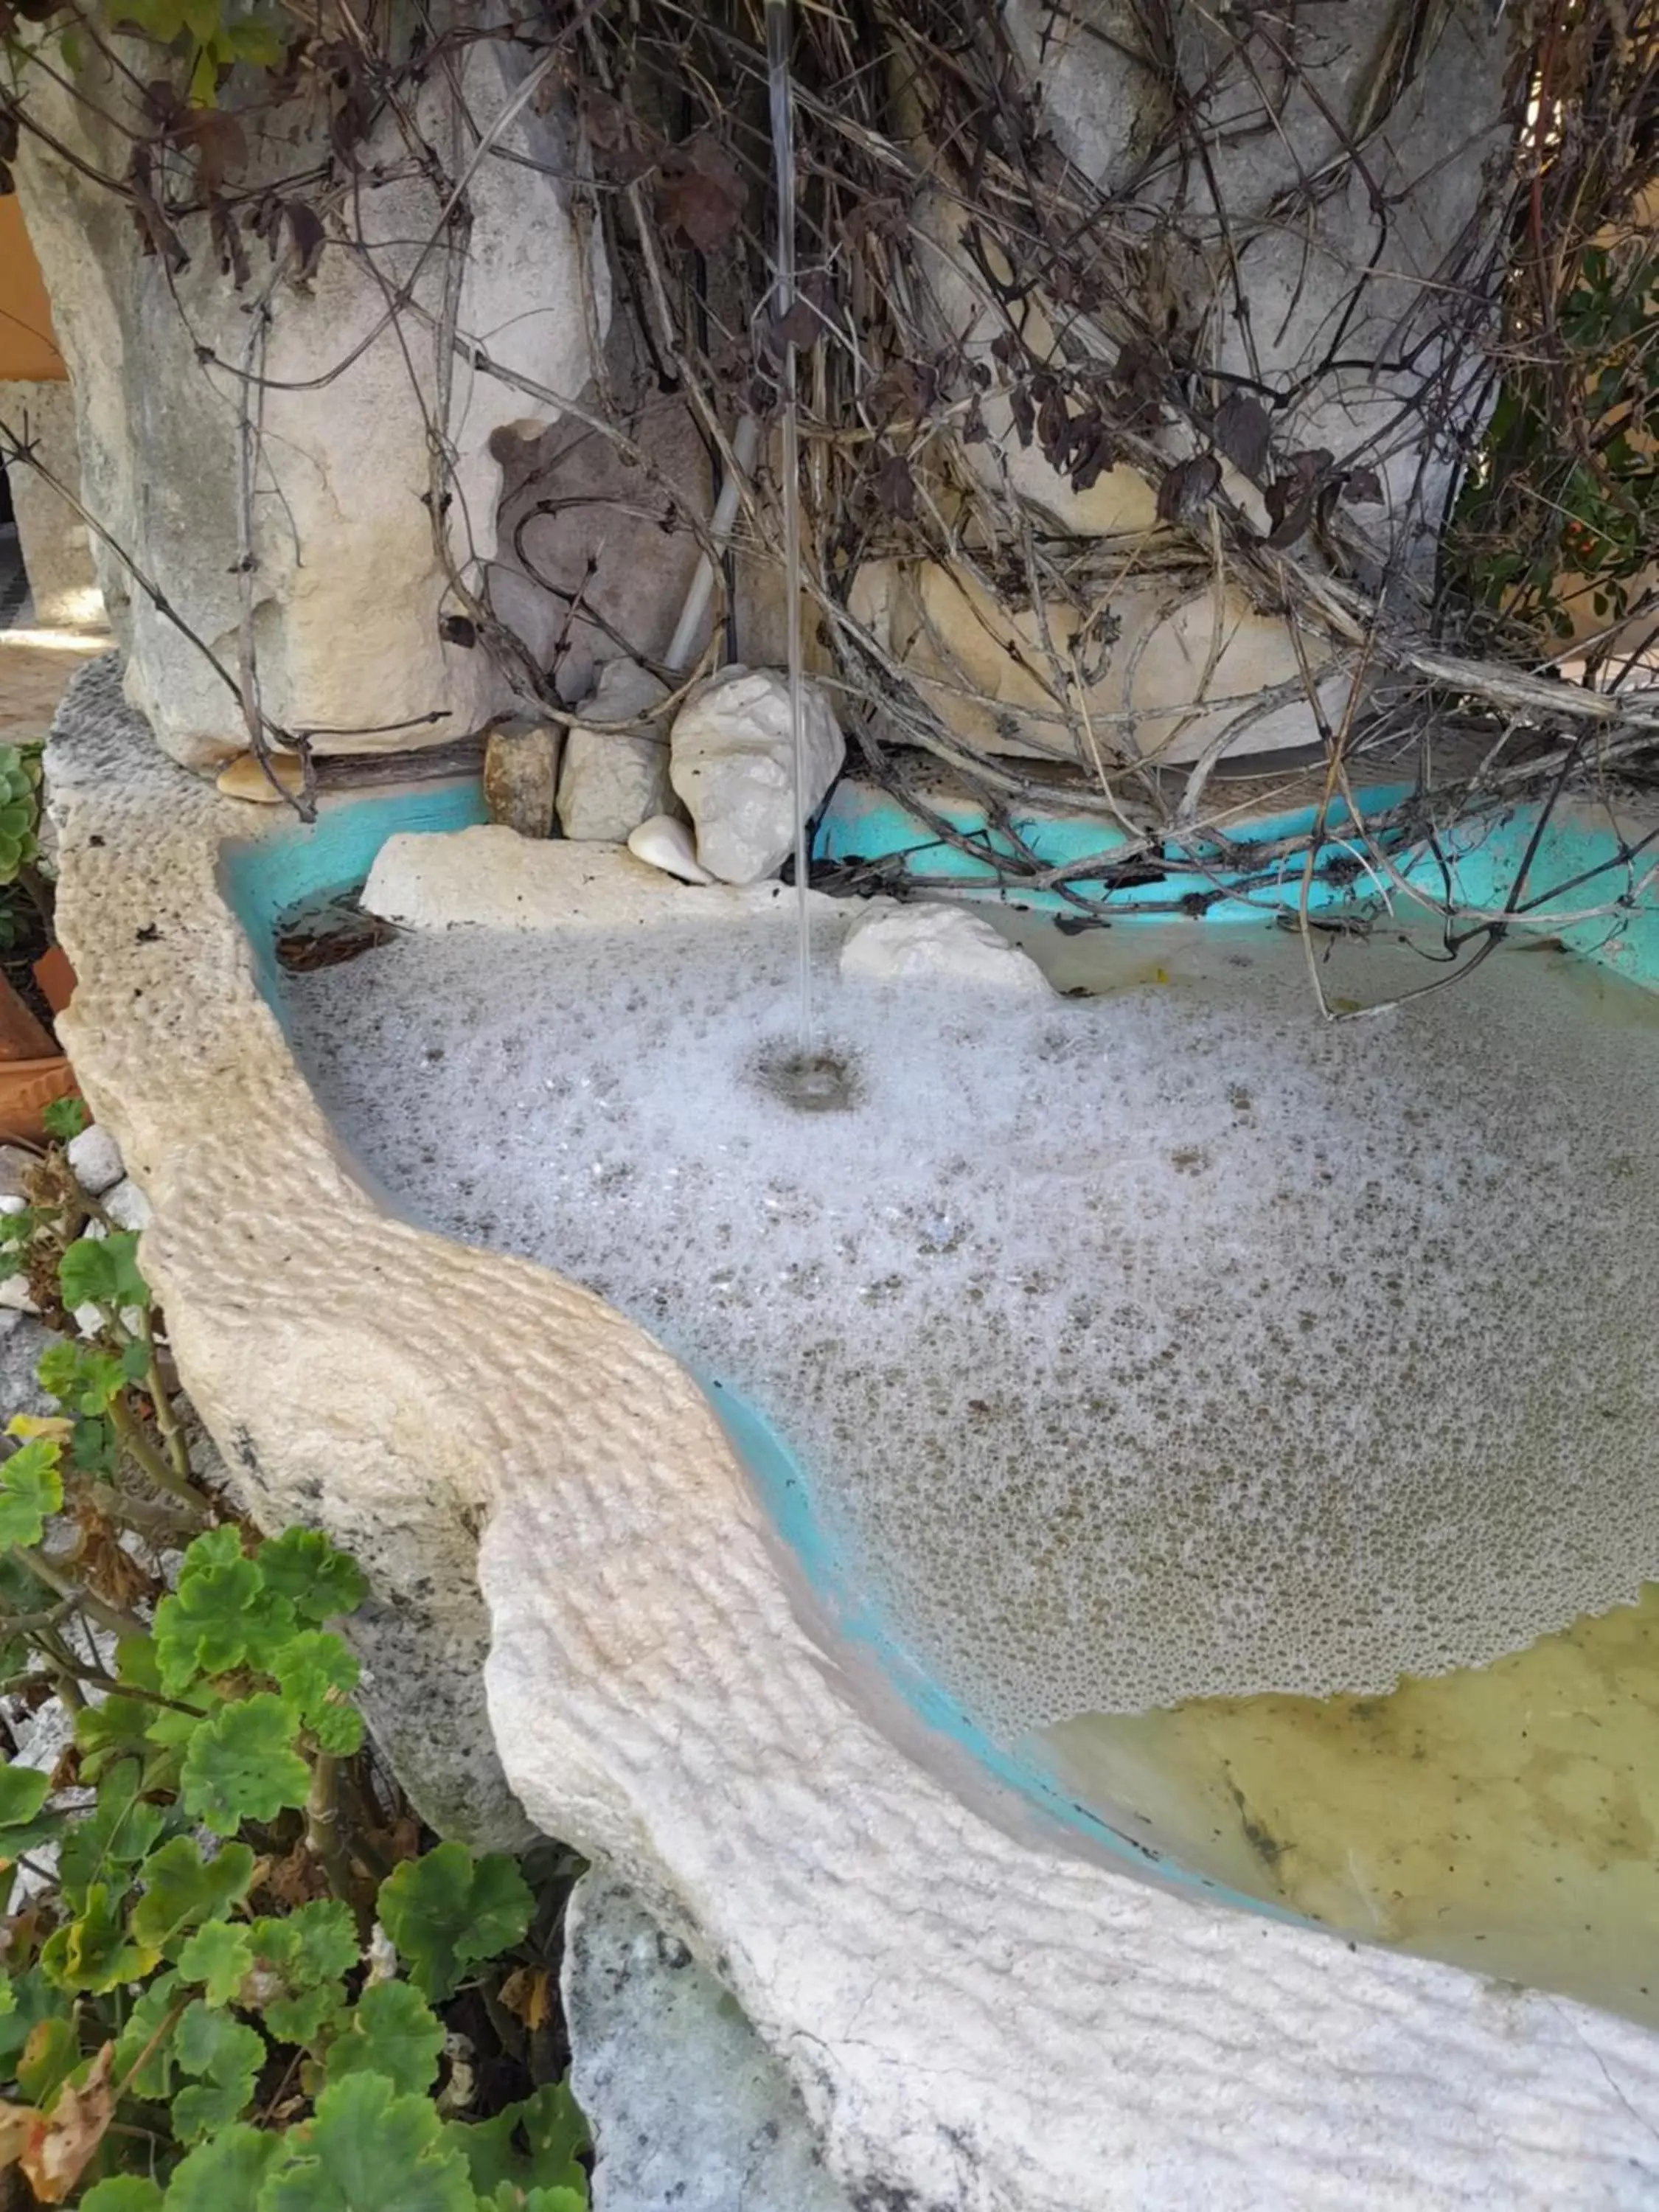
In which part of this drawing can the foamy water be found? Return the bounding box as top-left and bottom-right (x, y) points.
(284, 906), (1659, 1742)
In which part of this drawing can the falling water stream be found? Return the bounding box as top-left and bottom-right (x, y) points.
(766, 0), (814, 1060)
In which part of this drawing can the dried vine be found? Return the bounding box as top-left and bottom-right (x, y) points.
(3, 0), (1658, 995)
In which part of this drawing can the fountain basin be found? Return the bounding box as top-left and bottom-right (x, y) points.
(48, 658), (1659, 2210)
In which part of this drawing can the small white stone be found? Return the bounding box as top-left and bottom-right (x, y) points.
(625, 815), (715, 886)
(840, 901), (1054, 996)
(0, 1196), (24, 1220)
(669, 666), (844, 885)
(66, 1123), (124, 1196)
(0, 1276), (38, 1315)
(119, 1306), (147, 1337)
(557, 658), (674, 842)
(74, 1301), (105, 1338)
(103, 1178), (153, 1232)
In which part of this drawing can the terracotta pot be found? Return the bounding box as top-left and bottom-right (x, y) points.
(0, 961), (78, 1144)
(32, 946), (76, 1018)
(0, 1054), (78, 1146)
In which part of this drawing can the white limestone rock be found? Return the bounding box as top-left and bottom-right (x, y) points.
(840, 900), (1053, 996)
(103, 1178), (153, 1232)
(0, 1277), (38, 1315)
(669, 667), (844, 886)
(558, 660), (674, 842)
(564, 1868), (852, 2212)
(14, 44), (605, 769)
(66, 1122), (123, 1196)
(364, 825), (832, 932)
(625, 815), (713, 886)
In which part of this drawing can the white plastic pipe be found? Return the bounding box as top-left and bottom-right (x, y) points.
(664, 414), (762, 675)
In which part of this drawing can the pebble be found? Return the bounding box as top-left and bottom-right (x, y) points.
(557, 658), (674, 843)
(840, 902), (1054, 997)
(102, 1178), (153, 1232)
(66, 1124), (124, 1197)
(626, 815), (716, 886)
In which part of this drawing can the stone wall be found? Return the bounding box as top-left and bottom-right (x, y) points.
(13, 33), (605, 769)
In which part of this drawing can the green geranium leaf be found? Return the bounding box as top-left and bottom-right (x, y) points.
(170, 1998), (265, 2140)
(37, 1340), (126, 1416)
(40, 1096), (88, 1144)
(446, 2081), (589, 2201)
(81, 2178), (167, 2212)
(268, 1630), (361, 1756)
(269, 1630), (358, 1711)
(130, 1836), (255, 1954)
(59, 1230), (149, 1314)
(154, 1528), (297, 1694)
(257, 1530), (366, 1623)
(60, 1758), (168, 1907)
(264, 1981), (345, 2049)
(0, 1437), (62, 1548)
(181, 1693), (307, 1834)
(178, 1917), (254, 2006)
(251, 1900), (360, 1989)
(145, 1676), (223, 1759)
(164, 2121), (289, 2211)
(113, 1969), (181, 2100)
(305, 1699), (364, 1759)
(487, 2191), (587, 2212)
(378, 1843), (534, 2001)
(0, 1966), (72, 2067)
(76, 1694), (156, 1780)
(173, 2060), (265, 2141)
(260, 2071), (475, 2212)
(0, 1763), (50, 1829)
(324, 1980), (444, 2097)
(72, 1413), (119, 1475)
(39, 1879), (150, 1992)
(17, 2011), (79, 2104)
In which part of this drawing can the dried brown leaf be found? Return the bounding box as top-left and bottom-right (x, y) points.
(173, 108), (246, 193)
(286, 202), (327, 286)
(1212, 391), (1273, 479)
(1155, 453), (1220, 526)
(874, 452), (917, 521)
(1344, 466), (1385, 504)
(0, 2100), (34, 2172)
(498, 1966), (553, 2032)
(659, 134), (746, 254)
(21, 2045), (113, 2205)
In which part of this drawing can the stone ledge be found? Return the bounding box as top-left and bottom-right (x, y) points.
(46, 657), (1659, 2211)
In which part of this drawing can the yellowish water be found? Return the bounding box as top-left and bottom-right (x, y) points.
(1040, 1584), (1659, 2027)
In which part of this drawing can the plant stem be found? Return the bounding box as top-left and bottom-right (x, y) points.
(109, 1394), (211, 1519)
(114, 2000), (187, 2105)
(305, 1754), (366, 1930)
(13, 1545), (147, 1638)
(133, 1311), (194, 1491)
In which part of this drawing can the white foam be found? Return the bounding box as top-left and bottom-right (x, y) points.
(283, 907), (1659, 1739)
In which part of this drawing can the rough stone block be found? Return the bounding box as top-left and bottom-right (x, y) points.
(484, 716), (561, 839)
